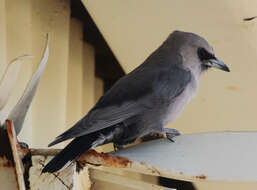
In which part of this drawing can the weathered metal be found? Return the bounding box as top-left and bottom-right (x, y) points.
(3, 119), (257, 188)
(112, 132), (257, 182)
(0, 120), (26, 190)
(0, 121), (79, 190)
(32, 131), (257, 183)
(4, 121), (257, 189)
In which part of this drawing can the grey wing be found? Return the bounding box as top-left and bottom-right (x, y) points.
(49, 48), (191, 147)
(48, 67), (155, 146)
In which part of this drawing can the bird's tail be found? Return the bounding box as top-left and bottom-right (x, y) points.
(42, 132), (103, 173)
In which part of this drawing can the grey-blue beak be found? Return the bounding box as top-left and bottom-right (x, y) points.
(208, 58), (230, 72)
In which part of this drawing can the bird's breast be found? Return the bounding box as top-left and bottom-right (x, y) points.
(162, 77), (198, 126)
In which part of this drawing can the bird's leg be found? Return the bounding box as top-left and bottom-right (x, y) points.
(113, 143), (124, 152)
(141, 132), (165, 142)
(18, 141), (29, 149)
(163, 128), (181, 142)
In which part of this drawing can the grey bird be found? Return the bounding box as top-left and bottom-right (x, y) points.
(42, 31), (230, 173)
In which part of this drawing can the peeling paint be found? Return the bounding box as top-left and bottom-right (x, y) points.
(138, 161), (161, 175)
(31, 148), (213, 183)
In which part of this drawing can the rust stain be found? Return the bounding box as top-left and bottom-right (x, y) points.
(18, 146), (30, 160)
(2, 160), (14, 167)
(195, 174), (207, 180)
(5, 119), (29, 158)
(0, 125), (14, 162)
(0, 157), (14, 168)
(5, 120), (13, 138)
(226, 86), (239, 91)
(139, 161), (155, 174)
(2, 120), (20, 189)
(150, 166), (161, 175)
(138, 161), (161, 175)
(78, 149), (132, 168)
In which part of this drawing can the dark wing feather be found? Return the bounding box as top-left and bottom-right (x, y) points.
(49, 47), (191, 147)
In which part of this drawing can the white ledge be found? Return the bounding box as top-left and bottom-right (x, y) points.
(112, 131), (257, 182)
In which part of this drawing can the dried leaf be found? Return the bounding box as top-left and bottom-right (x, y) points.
(243, 16), (257, 21)
(0, 55), (33, 111)
(8, 35), (49, 135)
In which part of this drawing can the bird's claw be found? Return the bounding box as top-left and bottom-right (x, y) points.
(113, 143), (124, 152)
(163, 128), (181, 142)
(19, 141), (29, 149)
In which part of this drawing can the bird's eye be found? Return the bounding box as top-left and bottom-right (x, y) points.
(197, 48), (215, 61)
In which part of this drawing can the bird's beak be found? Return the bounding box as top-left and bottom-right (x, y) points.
(208, 58), (230, 72)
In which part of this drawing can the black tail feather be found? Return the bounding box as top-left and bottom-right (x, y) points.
(42, 132), (99, 173)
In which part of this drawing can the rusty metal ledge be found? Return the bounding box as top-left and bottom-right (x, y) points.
(32, 131), (257, 183)
(5, 121), (257, 184)
(30, 148), (204, 182)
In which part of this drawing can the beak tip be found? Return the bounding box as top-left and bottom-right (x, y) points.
(223, 66), (230, 72)
(209, 58), (230, 72)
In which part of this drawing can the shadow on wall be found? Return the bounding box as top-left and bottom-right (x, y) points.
(71, 0), (125, 93)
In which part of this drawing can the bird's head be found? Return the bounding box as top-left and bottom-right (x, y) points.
(166, 31), (230, 76)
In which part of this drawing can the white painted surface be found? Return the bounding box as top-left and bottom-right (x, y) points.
(113, 132), (257, 182)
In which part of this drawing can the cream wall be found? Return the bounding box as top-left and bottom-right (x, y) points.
(30, 0), (71, 148)
(67, 18), (84, 128)
(2, 0), (257, 189)
(4, 0), (33, 145)
(81, 1), (257, 189)
(0, 0), (6, 76)
(0, 0), (71, 147)
(0, 1), (138, 190)
(82, 0), (257, 134)
(82, 43), (95, 114)
(0, 0), (97, 149)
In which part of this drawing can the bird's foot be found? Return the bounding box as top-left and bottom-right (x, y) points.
(113, 143), (124, 152)
(163, 128), (181, 142)
(141, 132), (164, 142)
(18, 141), (29, 149)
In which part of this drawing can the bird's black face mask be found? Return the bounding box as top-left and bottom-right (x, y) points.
(198, 48), (230, 72)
